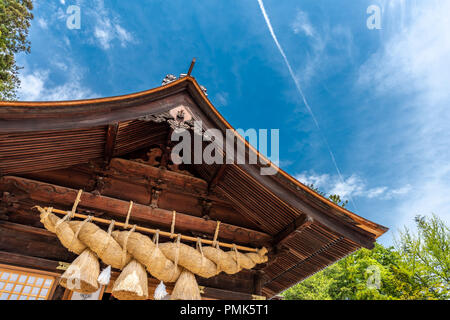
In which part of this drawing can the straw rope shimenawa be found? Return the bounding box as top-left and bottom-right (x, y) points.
(112, 259), (149, 300)
(59, 248), (100, 294)
(34, 194), (269, 300)
(112, 229), (181, 283)
(111, 225), (149, 300)
(171, 268), (201, 300)
(45, 207), (260, 253)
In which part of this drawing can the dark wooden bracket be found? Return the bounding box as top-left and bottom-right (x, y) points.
(201, 198), (213, 220)
(208, 164), (227, 192)
(150, 188), (161, 208)
(273, 214), (313, 249)
(91, 175), (106, 196)
(104, 123), (119, 164)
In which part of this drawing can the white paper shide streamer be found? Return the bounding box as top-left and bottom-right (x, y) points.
(154, 281), (168, 300)
(97, 265), (112, 285)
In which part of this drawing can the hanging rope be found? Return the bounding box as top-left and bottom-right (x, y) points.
(124, 201), (133, 229)
(153, 229), (160, 246)
(174, 234), (181, 270)
(55, 210), (71, 229)
(68, 215), (92, 252)
(37, 206), (53, 220)
(233, 244), (240, 271)
(99, 220), (115, 257)
(121, 225), (136, 268)
(70, 189), (83, 219)
(212, 221), (221, 247)
(107, 220), (116, 234)
(196, 237), (205, 270)
(170, 210), (176, 239)
(55, 189), (83, 228)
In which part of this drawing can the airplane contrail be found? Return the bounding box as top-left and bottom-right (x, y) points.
(256, 0), (357, 210)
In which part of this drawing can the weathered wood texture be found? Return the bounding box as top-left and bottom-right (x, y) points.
(273, 214), (314, 248)
(0, 221), (76, 262)
(0, 176), (272, 247)
(22, 161), (260, 230)
(104, 123), (119, 163)
(0, 81), (190, 132)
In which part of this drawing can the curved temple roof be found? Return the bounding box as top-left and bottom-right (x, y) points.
(0, 76), (387, 297)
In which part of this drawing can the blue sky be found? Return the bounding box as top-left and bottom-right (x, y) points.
(16, 0), (450, 245)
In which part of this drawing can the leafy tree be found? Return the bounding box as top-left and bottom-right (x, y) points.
(282, 187), (450, 299)
(0, 0), (33, 100)
(327, 244), (414, 300)
(395, 214), (450, 299)
(282, 265), (336, 300)
(283, 244), (409, 300)
(307, 183), (348, 208)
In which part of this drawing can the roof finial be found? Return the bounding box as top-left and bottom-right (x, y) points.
(187, 58), (196, 76)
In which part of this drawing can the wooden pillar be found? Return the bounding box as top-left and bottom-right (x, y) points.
(253, 270), (265, 296)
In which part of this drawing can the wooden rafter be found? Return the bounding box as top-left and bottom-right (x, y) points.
(273, 214), (313, 249)
(208, 164), (227, 192)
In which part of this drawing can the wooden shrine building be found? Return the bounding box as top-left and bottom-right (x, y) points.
(0, 74), (387, 300)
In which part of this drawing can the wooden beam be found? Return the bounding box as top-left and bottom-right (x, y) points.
(22, 165), (261, 231)
(0, 176), (272, 247)
(200, 286), (265, 300)
(0, 220), (55, 238)
(0, 220), (75, 262)
(253, 270), (265, 296)
(273, 214), (313, 248)
(187, 58), (196, 76)
(0, 250), (60, 274)
(109, 158), (208, 194)
(104, 123), (119, 163)
(208, 164), (227, 191)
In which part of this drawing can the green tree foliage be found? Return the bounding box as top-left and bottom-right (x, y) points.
(0, 0), (33, 100)
(282, 267), (335, 300)
(307, 183), (348, 208)
(282, 213), (450, 300)
(395, 214), (450, 299)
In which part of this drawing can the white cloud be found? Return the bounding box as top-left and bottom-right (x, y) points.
(295, 172), (330, 189)
(18, 69), (97, 101)
(295, 171), (410, 202)
(366, 187), (388, 199)
(19, 71), (47, 101)
(291, 10), (315, 37)
(115, 25), (133, 47)
(214, 92), (229, 107)
(93, 18), (134, 50)
(289, 10), (354, 85)
(384, 185), (412, 199)
(357, 0), (450, 227)
(40, 0), (135, 50)
(37, 18), (48, 29)
(51, 60), (69, 72)
(94, 20), (114, 50)
(91, 1), (134, 50)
